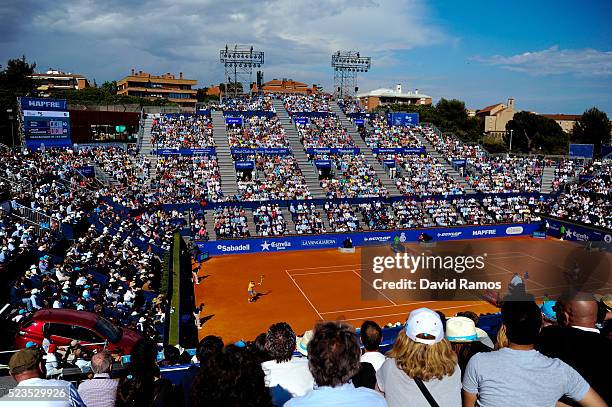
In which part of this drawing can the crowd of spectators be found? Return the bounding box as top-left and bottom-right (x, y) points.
(153, 155), (223, 203)
(289, 202), (326, 234)
(253, 204), (287, 236)
(453, 198), (495, 225)
(365, 117), (422, 149)
(9, 292), (609, 407)
(391, 200), (434, 229)
(469, 156), (544, 193)
(321, 155), (388, 198)
(218, 94), (275, 112)
(227, 116), (288, 148)
(213, 207), (249, 239)
(394, 154), (465, 196)
(235, 155), (312, 201)
(282, 94), (332, 115)
(298, 116), (354, 149)
(337, 98), (366, 114)
(323, 202), (361, 232)
(482, 195), (542, 224)
(539, 186), (612, 229)
(151, 115), (214, 149)
(423, 198), (465, 227)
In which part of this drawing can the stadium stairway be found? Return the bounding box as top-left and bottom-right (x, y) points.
(92, 164), (119, 188)
(140, 117), (155, 155)
(279, 206), (297, 234)
(136, 117), (158, 188)
(211, 111), (239, 198)
(204, 211), (217, 241)
(330, 102), (403, 197)
(413, 131), (476, 194)
(271, 99), (326, 198)
(247, 209), (258, 236)
(540, 164), (557, 194)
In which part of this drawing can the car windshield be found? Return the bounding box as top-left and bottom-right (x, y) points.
(94, 317), (122, 343)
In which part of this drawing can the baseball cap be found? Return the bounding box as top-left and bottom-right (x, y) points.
(405, 308), (444, 345)
(9, 348), (42, 374)
(296, 329), (314, 356)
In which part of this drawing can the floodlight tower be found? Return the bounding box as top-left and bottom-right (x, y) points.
(331, 50), (371, 98)
(219, 44), (264, 97)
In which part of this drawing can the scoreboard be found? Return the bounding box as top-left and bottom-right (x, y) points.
(20, 98), (72, 148)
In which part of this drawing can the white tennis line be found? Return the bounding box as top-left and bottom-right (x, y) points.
(319, 301), (439, 315)
(285, 270), (323, 321)
(286, 263), (363, 272)
(485, 254), (529, 260)
(337, 303), (485, 322)
(485, 251), (526, 255)
(487, 259), (546, 288)
(290, 269), (357, 277)
(519, 251), (612, 286)
(351, 270), (397, 306)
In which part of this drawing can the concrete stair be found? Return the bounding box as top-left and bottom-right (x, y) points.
(330, 101), (403, 197)
(211, 111), (239, 198)
(272, 99), (326, 198)
(140, 117), (155, 155)
(247, 208), (258, 236)
(414, 132), (476, 194)
(279, 207), (296, 234)
(540, 164), (557, 194)
(93, 164), (119, 187)
(204, 210), (217, 241)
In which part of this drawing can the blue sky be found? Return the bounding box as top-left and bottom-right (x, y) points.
(1, 0), (610, 114)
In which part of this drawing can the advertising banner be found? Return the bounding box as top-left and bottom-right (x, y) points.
(235, 161), (255, 170)
(225, 117), (243, 126)
(230, 147), (291, 156)
(387, 112), (419, 127)
(372, 147), (425, 155)
(154, 148), (216, 156)
(294, 117), (309, 125)
(305, 147), (360, 155)
(569, 144), (594, 158)
(195, 223), (539, 255)
(314, 160), (331, 168)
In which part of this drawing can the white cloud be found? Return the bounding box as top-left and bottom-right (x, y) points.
(473, 46), (612, 77)
(10, 0), (449, 88)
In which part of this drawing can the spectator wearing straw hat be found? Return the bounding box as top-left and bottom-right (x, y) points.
(445, 316), (492, 377)
(377, 308), (461, 407)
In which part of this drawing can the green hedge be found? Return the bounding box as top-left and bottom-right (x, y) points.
(167, 233), (181, 346)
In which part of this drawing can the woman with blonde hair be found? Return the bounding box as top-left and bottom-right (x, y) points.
(376, 308), (461, 407)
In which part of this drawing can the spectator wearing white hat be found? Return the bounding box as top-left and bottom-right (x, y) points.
(445, 316), (492, 378)
(377, 308), (461, 407)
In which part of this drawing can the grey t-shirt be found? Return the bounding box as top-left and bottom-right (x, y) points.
(376, 358), (461, 407)
(462, 348), (590, 407)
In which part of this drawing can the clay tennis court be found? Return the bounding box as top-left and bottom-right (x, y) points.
(193, 237), (612, 342)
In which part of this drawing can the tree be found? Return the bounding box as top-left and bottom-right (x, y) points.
(571, 107), (611, 156)
(0, 56), (37, 145)
(100, 80), (117, 95)
(505, 111), (567, 154)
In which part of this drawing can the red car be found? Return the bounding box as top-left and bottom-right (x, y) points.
(15, 309), (142, 354)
